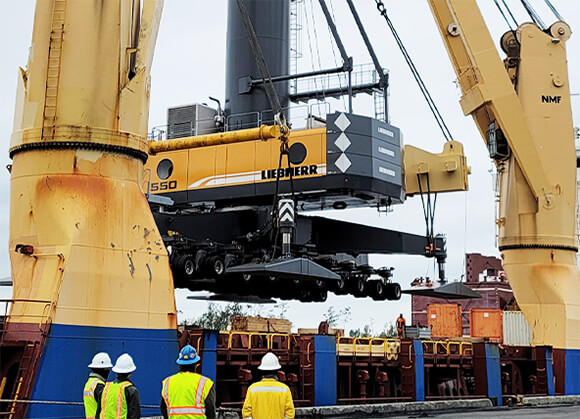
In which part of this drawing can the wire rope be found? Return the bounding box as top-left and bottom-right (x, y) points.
(373, 0), (454, 143)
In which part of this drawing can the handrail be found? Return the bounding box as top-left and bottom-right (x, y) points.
(269, 333), (291, 351)
(225, 331), (292, 351)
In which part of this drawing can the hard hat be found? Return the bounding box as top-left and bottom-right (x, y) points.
(88, 352), (113, 369)
(258, 352), (281, 371)
(176, 345), (200, 365)
(112, 353), (136, 374)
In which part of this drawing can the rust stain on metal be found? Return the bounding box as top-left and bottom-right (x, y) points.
(127, 252), (135, 276)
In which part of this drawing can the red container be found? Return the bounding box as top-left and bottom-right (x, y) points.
(469, 308), (503, 341)
(427, 304), (462, 338)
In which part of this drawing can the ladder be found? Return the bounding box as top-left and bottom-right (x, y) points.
(373, 89), (387, 123)
(289, 0), (304, 94)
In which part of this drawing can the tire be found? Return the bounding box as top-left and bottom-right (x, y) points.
(386, 283), (402, 301)
(368, 280), (388, 301)
(331, 275), (348, 295)
(350, 276), (367, 297)
(313, 279), (326, 289)
(298, 289), (313, 302)
(210, 256), (226, 277)
(235, 274), (253, 296)
(312, 289), (328, 303)
(171, 254), (196, 288)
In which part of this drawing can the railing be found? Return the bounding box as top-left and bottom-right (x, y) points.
(0, 299), (54, 340)
(292, 63), (388, 96)
(336, 336), (400, 360)
(218, 331), (293, 352)
(421, 340), (473, 356)
(148, 102), (332, 142)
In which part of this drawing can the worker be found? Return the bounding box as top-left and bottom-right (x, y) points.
(84, 352), (112, 419)
(97, 353), (140, 419)
(242, 352), (295, 419)
(396, 313), (406, 338)
(160, 345), (216, 419)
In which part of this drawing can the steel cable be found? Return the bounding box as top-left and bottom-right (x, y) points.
(373, 0), (454, 143)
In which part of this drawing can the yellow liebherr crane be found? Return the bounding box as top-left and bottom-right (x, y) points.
(426, 0), (578, 359)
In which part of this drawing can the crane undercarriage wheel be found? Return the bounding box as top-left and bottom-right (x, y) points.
(233, 274), (254, 296)
(350, 276), (367, 298)
(298, 287), (328, 303)
(385, 283), (402, 301)
(330, 275), (348, 295)
(171, 254), (196, 288)
(367, 280), (388, 301)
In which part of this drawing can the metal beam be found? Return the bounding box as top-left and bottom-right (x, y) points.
(345, 0), (387, 87)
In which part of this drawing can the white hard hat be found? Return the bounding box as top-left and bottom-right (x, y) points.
(112, 353), (136, 374)
(258, 352), (281, 371)
(88, 352), (113, 369)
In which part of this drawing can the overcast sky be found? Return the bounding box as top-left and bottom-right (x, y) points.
(1, 1), (579, 333)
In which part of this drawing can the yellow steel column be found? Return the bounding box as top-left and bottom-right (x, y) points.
(9, 0), (175, 331)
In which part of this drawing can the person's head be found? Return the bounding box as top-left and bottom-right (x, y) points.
(399, 313), (403, 318)
(258, 352), (281, 377)
(112, 353), (136, 379)
(88, 352), (113, 379)
(176, 345), (200, 372)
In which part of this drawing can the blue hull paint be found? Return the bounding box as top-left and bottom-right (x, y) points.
(565, 349), (580, 395)
(413, 340), (425, 402)
(27, 324), (178, 418)
(485, 344), (502, 406)
(314, 335), (337, 406)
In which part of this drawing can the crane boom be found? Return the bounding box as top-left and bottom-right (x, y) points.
(427, 0), (579, 356)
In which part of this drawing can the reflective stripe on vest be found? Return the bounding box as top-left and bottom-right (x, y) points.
(100, 381), (131, 419)
(162, 372), (213, 418)
(167, 406), (206, 415)
(84, 377), (104, 419)
(249, 386), (288, 393)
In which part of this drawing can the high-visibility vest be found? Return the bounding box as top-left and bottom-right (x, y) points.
(99, 381), (132, 419)
(83, 376), (104, 419)
(161, 372), (214, 418)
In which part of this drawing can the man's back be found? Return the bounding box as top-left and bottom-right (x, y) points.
(97, 378), (140, 419)
(161, 371), (215, 418)
(242, 378), (295, 419)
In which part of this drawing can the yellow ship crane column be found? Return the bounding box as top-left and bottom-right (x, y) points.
(427, 0), (579, 393)
(3, 1), (179, 416)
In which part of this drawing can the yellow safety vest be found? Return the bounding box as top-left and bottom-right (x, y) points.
(84, 376), (104, 419)
(161, 372), (214, 418)
(99, 381), (131, 419)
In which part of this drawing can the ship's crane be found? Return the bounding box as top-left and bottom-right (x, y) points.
(421, 0), (579, 378)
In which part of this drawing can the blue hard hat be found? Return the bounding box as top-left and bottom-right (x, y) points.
(176, 345), (200, 365)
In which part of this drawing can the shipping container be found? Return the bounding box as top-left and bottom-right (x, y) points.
(503, 310), (533, 346)
(469, 308), (503, 341)
(412, 282), (513, 335)
(427, 304), (462, 338)
(412, 253), (513, 335)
